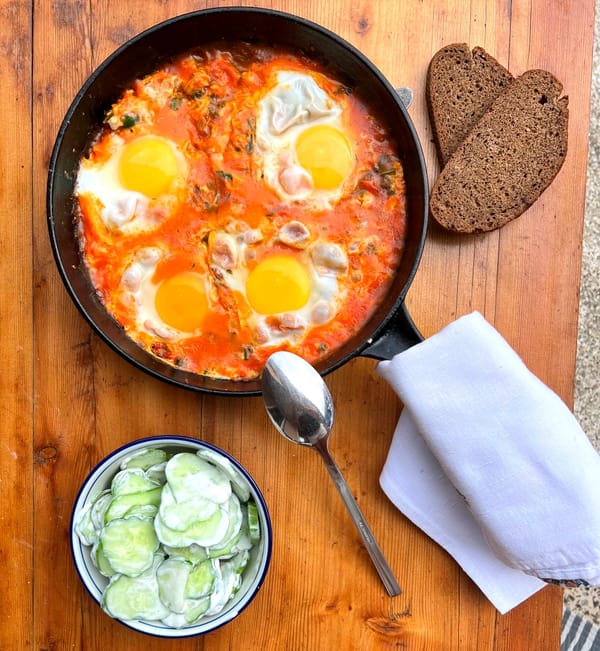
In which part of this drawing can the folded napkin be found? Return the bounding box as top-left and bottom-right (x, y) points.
(378, 311), (600, 613)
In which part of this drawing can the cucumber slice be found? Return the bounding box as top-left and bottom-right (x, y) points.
(120, 447), (169, 471)
(209, 499), (254, 558)
(76, 501), (99, 546)
(182, 596), (210, 624)
(101, 516), (159, 576)
(104, 486), (163, 523)
(166, 453), (231, 504)
(145, 461), (167, 485)
(111, 468), (160, 497)
(160, 595), (210, 627)
(247, 501), (261, 542)
(89, 490), (113, 535)
(207, 531), (242, 559)
(210, 527), (253, 558)
(163, 543), (208, 565)
(91, 541), (117, 578)
(159, 612), (190, 629)
(103, 555), (169, 621)
(185, 559), (217, 599)
(156, 557), (213, 627)
(124, 503), (159, 520)
(204, 560), (242, 617)
(156, 558), (192, 613)
(206, 494), (243, 555)
(183, 506), (231, 547)
(154, 506), (230, 548)
(227, 549), (250, 575)
(153, 513), (188, 548)
(196, 448), (251, 502)
(158, 484), (219, 532)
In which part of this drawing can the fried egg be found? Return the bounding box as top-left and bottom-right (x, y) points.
(76, 133), (188, 233)
(255, 71), (355, 210)
(208, 225), (348, 346)
(119, 247), (210, 341)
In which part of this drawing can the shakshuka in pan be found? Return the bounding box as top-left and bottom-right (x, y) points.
(74, 43), (407, 381)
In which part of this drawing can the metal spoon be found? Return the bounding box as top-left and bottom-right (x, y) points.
(261, 351), (401, 597)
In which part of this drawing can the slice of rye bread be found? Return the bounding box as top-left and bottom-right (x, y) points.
(429, 69), (568, 234)
(427, 44), (514, 166)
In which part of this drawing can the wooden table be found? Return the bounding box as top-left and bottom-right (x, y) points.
(2, 0), (594, 648)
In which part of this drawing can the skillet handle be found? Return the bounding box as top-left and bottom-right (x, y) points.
(360, 302), (423, 361)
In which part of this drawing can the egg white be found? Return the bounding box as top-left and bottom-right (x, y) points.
(255, 71), (352, 210)
(208, 226), (347, 347)
(119, 247), (208, 342)
(75, 133), (187, 234)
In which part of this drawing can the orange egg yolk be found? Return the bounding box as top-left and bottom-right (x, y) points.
(154, 272), (208, 332)
(246, 255), (311, 314)
(119, 136), (181, 198)
(295, 125), (353, 190)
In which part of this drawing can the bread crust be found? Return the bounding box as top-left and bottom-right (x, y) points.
(429, 69), (569, 233)
(427, 43), (513, 166)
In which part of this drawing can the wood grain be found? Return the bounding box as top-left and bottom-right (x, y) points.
(0, 2), (33, 650)
(0, 0), (590, 648)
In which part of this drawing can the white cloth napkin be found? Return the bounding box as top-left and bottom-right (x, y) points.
(378, 311), (600, 613)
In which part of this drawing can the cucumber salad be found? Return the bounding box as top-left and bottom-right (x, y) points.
(75, 446), (262, 628)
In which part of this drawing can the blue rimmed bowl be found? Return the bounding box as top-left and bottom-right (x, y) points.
(70, 435), (272, 638)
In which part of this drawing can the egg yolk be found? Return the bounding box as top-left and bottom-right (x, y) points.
(295, 125), (353, 190)
(246, 255), (311, 314)
(154, 272), (208, 332)
(119, 136), (181, 198)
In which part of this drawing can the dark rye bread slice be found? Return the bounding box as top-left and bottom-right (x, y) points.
(427, 44), (514, 166)
(429, 69), (568, 233)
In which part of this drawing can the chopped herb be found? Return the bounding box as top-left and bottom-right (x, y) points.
(335, 85), (353, 96)
(169, 96), (183, 111)
(374, 154), (400, 195)
(216, 170), (233, 182)
(375, 154), (397, 172)
(246, 118), (256, 153)
(192, 183), (221, 212)
(121, 113), (139, 129)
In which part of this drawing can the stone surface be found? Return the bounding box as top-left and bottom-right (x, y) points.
(564, 0), (600, 626)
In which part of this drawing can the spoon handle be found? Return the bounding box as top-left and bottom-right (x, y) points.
(314, 439), (401, 597)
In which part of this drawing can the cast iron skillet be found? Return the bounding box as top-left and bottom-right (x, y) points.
(47, 7), (428, 396)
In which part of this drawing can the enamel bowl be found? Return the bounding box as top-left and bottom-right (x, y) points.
(70, 435), (272, 638)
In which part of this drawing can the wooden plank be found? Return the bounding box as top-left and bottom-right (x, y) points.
(32, 1), (96, 648)
(0, 1), (33, 650)
(496, 0), (593, 399)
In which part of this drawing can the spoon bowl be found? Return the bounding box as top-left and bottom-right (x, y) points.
(262, 351), (334, 446)
(262, 351), (401, 597)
